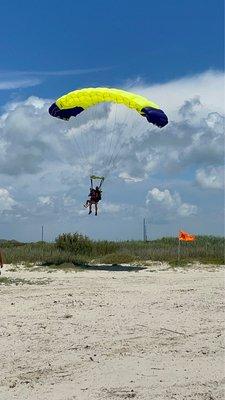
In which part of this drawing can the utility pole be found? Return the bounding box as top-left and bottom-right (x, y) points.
(41, 225), (44, 242)
(143, 218), (147, 242)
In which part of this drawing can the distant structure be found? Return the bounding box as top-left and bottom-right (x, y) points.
(0, 249), (3, 269)
(143, 218), (148, 242)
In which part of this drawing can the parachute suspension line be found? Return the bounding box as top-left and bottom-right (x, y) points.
(70, 131), (89, 168)
(76, 106), (96, 175)
(106, 111), (138, 178)
(109, 116), (137, 172)
(103, 104), (125, 177)
(78, 111), (91, 171)
(87, 107), (96, 175)
(92, 104), (100, 176)
(48, 87), (168, 184)
(104, 106), (132, 178)
(87, 104), (103, 177)
(89, 104), (101, 177)
(104, 102), (118, 170)
(70, 109), (98, 173)
(90, 106), (95, 176)
(109, 136), (128, 174)
(104, 102), (127, 179)
(88, 108), (99, 172)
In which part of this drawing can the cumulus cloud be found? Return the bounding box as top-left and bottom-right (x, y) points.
(0, 70), (224, 238)
(133, 70), (225, 117)
(114, 70), (224, 181)
(1, 71), (224, 181)
(146, 188), (197, 222)
(0, 96), (64, 175)
(0, 188), (16, 212)
(179, 96), (202, 118)
(118, 103), (224, 180)
(196, 166), (224, 189)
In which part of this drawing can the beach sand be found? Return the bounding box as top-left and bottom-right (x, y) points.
(0, 263), (224, 400)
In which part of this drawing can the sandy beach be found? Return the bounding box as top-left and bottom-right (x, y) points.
(0, 263), (224, 400)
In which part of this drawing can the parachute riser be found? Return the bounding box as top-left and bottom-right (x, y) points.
(90, 175), (105, 189)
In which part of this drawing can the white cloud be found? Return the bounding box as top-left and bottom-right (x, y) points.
(38, 196), (52, 206)
(147, 188), (175, 208)
(0, 67), (111, 90)
(101, 201), (122, 214)
(146, 187), (197, 221)
(0, 70), (223, 238)
(0, 67), (111, 77)
(1, 71), (224, 181)
(196, 166), (224, 189)
(178, 202), (198, 217)
(0, 96), (63, 175)
(131, 70), (225, 117)
(119, 172), (143, 183)
(0, 78), (41, 90)
(0, 188), (16, 211)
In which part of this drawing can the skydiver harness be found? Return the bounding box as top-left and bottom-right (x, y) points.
(90, 175), (104, 203)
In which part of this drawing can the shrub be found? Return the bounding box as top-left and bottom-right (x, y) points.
(55, 233), (92, 255)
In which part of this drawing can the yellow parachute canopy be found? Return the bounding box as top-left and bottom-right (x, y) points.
(56, 87), (159, 113)
(49, 87), (168, 128)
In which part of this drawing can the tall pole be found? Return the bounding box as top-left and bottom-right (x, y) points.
(178, 238), (181, 264)
(41, 225), (44, 242)
(143, 218), (147, 242)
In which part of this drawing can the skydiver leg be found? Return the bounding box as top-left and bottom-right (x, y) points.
(84, 200), (89, 208)
(95, 202), (98, 216)
(89, 202), (92, 214)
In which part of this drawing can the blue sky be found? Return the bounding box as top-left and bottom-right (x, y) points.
(0, 0), (223, 99)
(0, 0), (224, 241)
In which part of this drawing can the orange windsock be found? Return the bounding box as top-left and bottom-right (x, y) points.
(179, 230), (196, 241)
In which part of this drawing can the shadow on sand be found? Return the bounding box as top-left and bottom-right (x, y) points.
(77, 263), (147, 272)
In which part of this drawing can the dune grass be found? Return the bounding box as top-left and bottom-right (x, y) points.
(0, 276), (50, 285)
(0, 234), (224, 267)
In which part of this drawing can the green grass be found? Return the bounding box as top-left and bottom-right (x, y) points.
(95, 252), (139, 264)
(0, 276), (51, 285)
(0, 234), (224, 267)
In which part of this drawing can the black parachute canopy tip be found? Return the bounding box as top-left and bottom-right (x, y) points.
(142, 107), (168, 128)
(49, 103), (84, 121)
